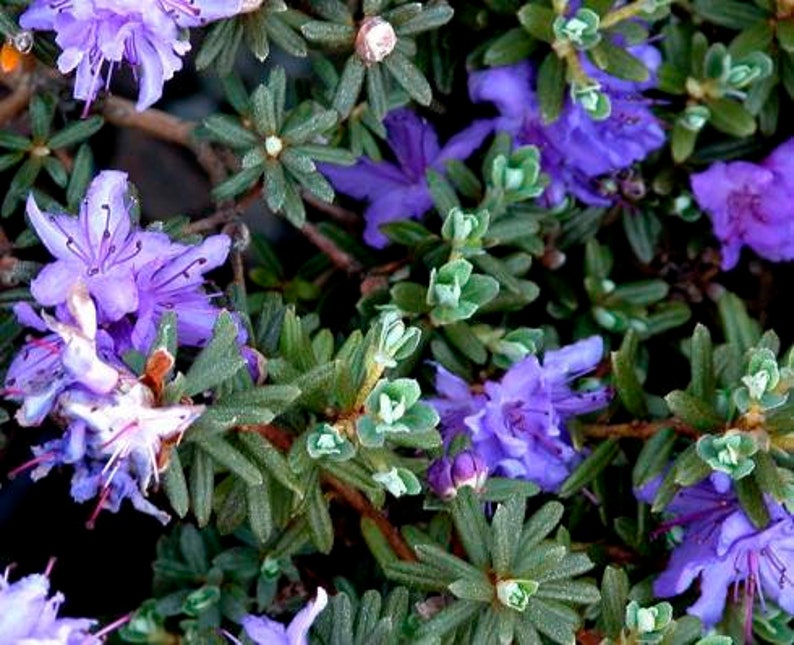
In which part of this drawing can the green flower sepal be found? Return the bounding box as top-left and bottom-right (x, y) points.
(696, 431), (758, 480)
(307, 423), (356, 461)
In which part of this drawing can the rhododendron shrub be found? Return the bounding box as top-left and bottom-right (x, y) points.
(1, 1), (793, 643)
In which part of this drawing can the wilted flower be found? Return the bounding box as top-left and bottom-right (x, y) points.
(469, 45), (664, 207)
(320, 108), (491, 247)
(691, 138), (794, 270)
(237, 587), (328, 645)
(20, 0), (248, 110)
(0, 566), (99, 644)
(431, 336), (610, 491)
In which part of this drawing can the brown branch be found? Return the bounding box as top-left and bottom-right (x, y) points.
(580, 419), (699, 440)
(184, 185), (262, 235)
(300, 222), (362, 273)
(240, 423), (416, 562)
(100, 95), (193, 145)
(323, 473), (417, 562)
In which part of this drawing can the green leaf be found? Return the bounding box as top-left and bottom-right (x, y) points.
(246, 480), (273, 544)
(735, 474), (770, 529)
(491, 495), (525, 575)
(591, 40), (649, 82)
(300, 21), (355, 45)
(450, 487), (491, 567)
(664, 390), (723, 431)
(395, 3), (454, 36)
(690, 323), (715, 403)
(183, 312), (247, 397)
(66, 144), (94, 209)
(333, 56), (366, 118)
(612, 329), (648, 417)
(163, 449), (189, 519)
(237, 432), (303, 497)
(193, 435), (263, 486)
(383, 51), (433, 105)
(517, 3), (555, 42)
(559, 439), (620, 498)
(778, 18), (794, 53)
(306, 483), (334, 553)
(632, 426), (677, 488)
(707, 98), (756, 138)
(484, 28), (537, 67)
(536, 53), (566, 123)
(671, 121), (699, 163)
(190, 447), (215, 527)
(413, 600), (481, 640)
(48, 116), (104, 149)
(692, 0), (766, 29)
(600, 566), (628, 638)
(29, 93), (56, 142)
(212, 166), (262, 202)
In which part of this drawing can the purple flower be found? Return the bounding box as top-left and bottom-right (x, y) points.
(425, 364), (486, 442)
(0, 567), (99, 644)
(641, 476), (794, 637)
(428, 449), (488, 500)
(469, 48), (664, 207)
(20, 0), (247, 110)
(691, 138), (794, 270)
(433, 337), (610, 491)
(131, 234), (231, 350)
(320, 109), (491, 247)
(25, 170), (171, 322)
(238, 588), (328, 645)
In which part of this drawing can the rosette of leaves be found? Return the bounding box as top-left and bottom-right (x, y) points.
(356, 378), (439, 447)
(385, 492), (600, 643)
(300, 0), (454, 119)
(514, 0), (667, 121)
(202, 67), (355, 227)
(658, 29), (773, 161)
(196, 1), (308, 73)
(638, 318), (792, 529)
(0, 93), (103, 215)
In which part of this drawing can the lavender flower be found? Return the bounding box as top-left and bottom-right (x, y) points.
(691, 138), (794, 270)
(238, 588), (328, 645)
(0, 566), (99, 644)
(469, 47), (664, 207)
(430, 337), (610, 491)
(639, 475), (794, 637)
(320, 109), (491, 248)
(20, 0), (247, 110)
(427, 449), (488, 500)
(131, 234), (231, 350)
(424, 364), (486, 442)
(25, 170), (171, 322)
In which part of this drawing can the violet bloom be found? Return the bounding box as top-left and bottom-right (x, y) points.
(26, 170), (171, 322)
(425, 364), (486, 442)
(0, 568), (99, 644)
(469, 46), (664, 207)
(238, 588), (328, 645)
(131, 234), (232, 351)
(691, 138), (794, 270)
(461, 337), (610, 491)
(320, 109), (491, 247)
(639, 476), (794, 637)
(20, 0), (247, 110)
(427, 449), (488, 500)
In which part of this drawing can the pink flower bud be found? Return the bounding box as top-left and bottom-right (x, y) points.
(355, 16), (397, 65)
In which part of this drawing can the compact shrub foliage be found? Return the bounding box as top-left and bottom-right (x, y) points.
(2, 0), (794, 643)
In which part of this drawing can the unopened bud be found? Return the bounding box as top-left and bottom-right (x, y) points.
(355, 17), (397, 65)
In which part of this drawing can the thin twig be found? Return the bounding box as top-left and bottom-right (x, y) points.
(580, 419), (699, 440)
(300, 222), (362, 273)
(324, 473), (417, 562)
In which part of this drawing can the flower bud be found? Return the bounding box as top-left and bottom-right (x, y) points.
(355, 17), (397, 65)
(427, 457), (455, 500)
(451, 450), (488, 492)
